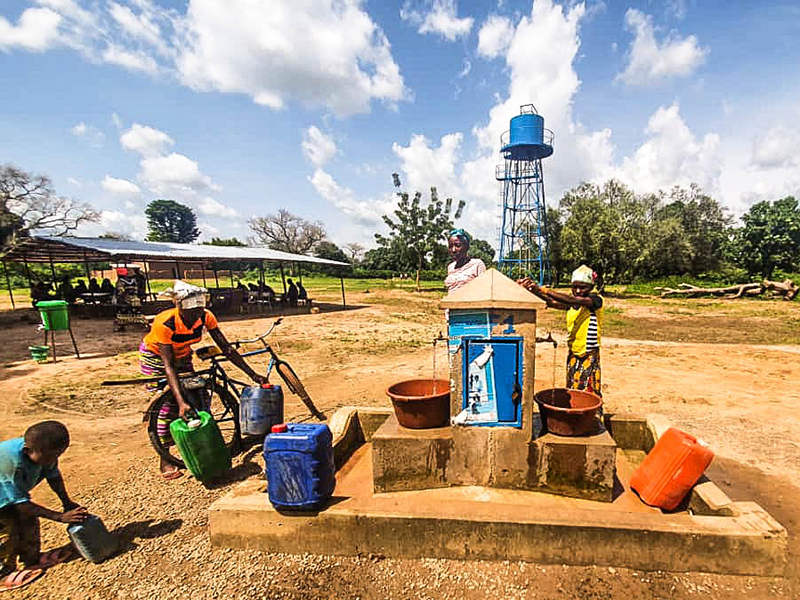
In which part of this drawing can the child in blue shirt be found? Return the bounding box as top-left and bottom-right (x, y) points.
(1, 421), (87, 591)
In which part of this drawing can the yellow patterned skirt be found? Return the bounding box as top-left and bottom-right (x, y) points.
(566, 348), (602, 397)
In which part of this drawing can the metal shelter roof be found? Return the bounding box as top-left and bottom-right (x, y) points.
(2, 236), (350, 267)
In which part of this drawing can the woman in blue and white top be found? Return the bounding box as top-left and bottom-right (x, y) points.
(519, 265), (604, 398)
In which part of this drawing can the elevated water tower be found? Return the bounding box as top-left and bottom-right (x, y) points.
(496, 105), (554, 284)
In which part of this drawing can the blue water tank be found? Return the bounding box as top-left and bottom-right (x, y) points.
(240, 384), (284, 436)
(501, 110), (554, 160)
(68, 515), (118, 563)
(264, 423), (335, 510)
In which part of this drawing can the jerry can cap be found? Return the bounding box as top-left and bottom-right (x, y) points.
(261, 383), (273, 389)
(271, 423), (288, 434)
(187, 418), (202, 429)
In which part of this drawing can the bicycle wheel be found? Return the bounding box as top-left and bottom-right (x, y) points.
(147, 385), (241, 468)
(275, 361), (326, 420)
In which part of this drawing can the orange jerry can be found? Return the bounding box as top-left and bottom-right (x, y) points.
(630, 428), (714, 510)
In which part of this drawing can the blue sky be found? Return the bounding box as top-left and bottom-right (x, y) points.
(2, 0), (799, 249)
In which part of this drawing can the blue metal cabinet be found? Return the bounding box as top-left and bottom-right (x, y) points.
(461, 337), (523, 427)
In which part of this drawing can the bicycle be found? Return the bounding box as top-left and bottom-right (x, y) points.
(103, 318), (325, 469)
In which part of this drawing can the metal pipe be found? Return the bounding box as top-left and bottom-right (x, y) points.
(49, 252), (59, 298)
(340, 276), (346, 308)
(143, 260), (154, 301)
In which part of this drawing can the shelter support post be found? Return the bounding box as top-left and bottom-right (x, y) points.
(230, 269), (234, 289)
(49, 253), (58, 298)
(298, 264), (302, 285)
(143, 260), (154, 301)
(213, 266), (219, 289)
(2, 260), (15, 309)
(279, 263), (287, 294)
(340, 275), (346, 308)
(175, 261), (182, 280)
(23, 255), (32, 289)
(201, 262), (207, 288)
(82, 249), (91, 280)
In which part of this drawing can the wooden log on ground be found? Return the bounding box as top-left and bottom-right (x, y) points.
(654, 279), (798, 300)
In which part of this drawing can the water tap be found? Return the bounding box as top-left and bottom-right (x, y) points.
(536, 332), (557, 348)
(432, 331), (447, 346)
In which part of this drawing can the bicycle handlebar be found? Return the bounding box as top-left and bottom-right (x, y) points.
(233, 318), (283, 346)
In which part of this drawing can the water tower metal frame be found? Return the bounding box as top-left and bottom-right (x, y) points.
(496, 104), (554, 285)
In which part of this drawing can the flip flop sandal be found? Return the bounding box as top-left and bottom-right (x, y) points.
(1, 568), (44, 592)
(161, 469), (184, 481)
(36, 547), (73, 569)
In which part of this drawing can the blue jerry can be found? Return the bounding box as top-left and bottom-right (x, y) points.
(240, 384), (284, 436)
(67, 515), (118, 563)
(263, 423), (335, 510)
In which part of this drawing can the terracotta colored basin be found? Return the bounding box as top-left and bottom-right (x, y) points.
(387, 379), (450, 429)
(534, 388), (603, 436)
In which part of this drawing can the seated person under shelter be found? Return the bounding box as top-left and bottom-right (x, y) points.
(100, 278), (115, 294)
(284, 279), (299, 307)
(0, 421), (87, 592)
(88, 278), (101, 294)
(73, 280), (89, 296)
(298, 282), (308, 301)
(29, 282), (52, 307)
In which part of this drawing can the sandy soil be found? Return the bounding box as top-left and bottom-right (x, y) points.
(1, 291), (799, 599)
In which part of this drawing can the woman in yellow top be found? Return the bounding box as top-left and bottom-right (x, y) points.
(519, 265), (603, 398)
(139, 281), (266, 479)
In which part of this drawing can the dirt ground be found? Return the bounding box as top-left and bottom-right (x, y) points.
(1, 290), (799, 599)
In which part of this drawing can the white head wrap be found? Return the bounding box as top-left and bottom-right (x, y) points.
(159, 280), (208, 308)
(571, 265), (595, 285)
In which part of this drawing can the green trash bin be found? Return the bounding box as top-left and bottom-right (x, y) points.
(36, 300), (70, 331)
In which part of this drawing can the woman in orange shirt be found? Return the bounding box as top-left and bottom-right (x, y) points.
(139, 281), (266, 479)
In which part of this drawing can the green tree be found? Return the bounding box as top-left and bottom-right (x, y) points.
(468, 238), (495, 268)
(375, 176), (463, 289)
(204, 237), (246, 246)
(734, 197), (800, 278)
(656, 185), (732, 275)
(145, 199), (200, 243)
(314, 240), (349, 263)
(545, 207), (564, 285)
(1, 164), (98, 251)
(560, 181), (654, 285)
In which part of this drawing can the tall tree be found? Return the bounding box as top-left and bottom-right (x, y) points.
(314, 241), (348, 263)
(375, 175), (463, 289)
(734, 196), (800, 278)
(344, 242), (365, 263)
(145, 199), (200, 243)
(249, 209), (326, 255)
(1, 164), (98, 251)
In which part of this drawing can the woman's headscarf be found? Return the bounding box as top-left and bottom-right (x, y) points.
(449, 228), (471, 245)
(159, 280), (208, 309)
(571, 265), (596, 285)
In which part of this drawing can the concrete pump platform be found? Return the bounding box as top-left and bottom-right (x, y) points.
(209, 407), (787, 576)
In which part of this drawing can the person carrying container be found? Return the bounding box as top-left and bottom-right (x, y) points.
(518, 265), (604, 399)
(0, 421), (87, 592)
(138, 281), (267, 480)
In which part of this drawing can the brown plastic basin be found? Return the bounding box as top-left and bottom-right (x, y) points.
(534, 388), (603, 436)
(387, 379), (450, 429)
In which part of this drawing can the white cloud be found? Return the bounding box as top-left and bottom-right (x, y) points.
(102, 43), (160, 74)
(309, 168), (394, 227)
(121, 123), (174, 157)
(617, 9), (707, 85)
(302, 126), (338, 168)
(751, 126), (800, 170)
(140, 153), (218, 197)
(111, 112), (123, 130)
(198, 222), (221, 239)
(613, 103), (721, 193)
(108, 1), (168, 54)
(392, 133), (464, 198)
(198, 197), (238, 219)
(66, 177), (81, 187)
(175, 0), (408, 116)
(458, 59), (471, 78)
(0, 7), (62, 52)
(102, 175), (142, 198)
(477, 14), (513, 58)
(400, 0), (474, 42)
(71, 121), (105, 145)
(665, 0), (687, 20)
(96, 210), (149, 240)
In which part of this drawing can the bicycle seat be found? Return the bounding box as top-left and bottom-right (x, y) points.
(196, 346), (222, 360)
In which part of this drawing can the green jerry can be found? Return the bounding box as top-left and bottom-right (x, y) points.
(169, 411), (231, 483)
